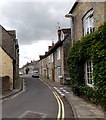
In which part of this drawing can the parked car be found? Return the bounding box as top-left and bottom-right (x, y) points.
(32, 71), (39, 78)
(19, 72), (23, 75)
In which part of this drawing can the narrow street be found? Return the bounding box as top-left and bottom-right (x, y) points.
(2, 75), (73, 119)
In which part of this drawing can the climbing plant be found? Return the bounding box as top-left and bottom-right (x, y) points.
(67, 22), (106, 110)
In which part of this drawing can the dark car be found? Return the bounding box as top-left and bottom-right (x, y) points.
(32, 71), (39, 78)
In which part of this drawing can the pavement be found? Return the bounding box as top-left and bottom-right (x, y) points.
(1, 76), (25, 100)
(40, 76), (106, 119)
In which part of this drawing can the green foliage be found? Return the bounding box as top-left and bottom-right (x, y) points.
(25, 68), (30, 74)
(67, 22), (106, 110)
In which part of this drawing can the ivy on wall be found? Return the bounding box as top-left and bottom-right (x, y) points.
(67, 22), (106, 110)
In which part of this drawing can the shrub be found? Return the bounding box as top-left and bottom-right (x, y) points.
(67, 22), (106, 110)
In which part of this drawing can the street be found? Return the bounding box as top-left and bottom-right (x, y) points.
(2, 75), (73, 119)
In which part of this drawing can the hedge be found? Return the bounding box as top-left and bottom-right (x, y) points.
(67, 22), (106, 110)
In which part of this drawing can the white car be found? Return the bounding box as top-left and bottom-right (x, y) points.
(32, 71), (39, 78)
(19, 72), (23, 75)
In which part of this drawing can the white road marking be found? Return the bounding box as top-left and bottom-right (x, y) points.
(60, 88), (63, 90)
(54, 87), (58, 90)
(62, 89), (69, 94)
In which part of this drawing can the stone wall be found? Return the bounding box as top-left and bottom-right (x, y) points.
(0, 47), (13, 90)
(71, 2), (106, 42)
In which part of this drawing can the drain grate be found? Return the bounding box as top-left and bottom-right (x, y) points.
(19, 111), (45, 119)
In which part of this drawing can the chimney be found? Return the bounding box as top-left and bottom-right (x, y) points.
(58, 30), (61, 41)
(52, 41), (54, 46)
(48, 46), (52, 50)
(45, 51), (48, 55)
(39, 55), (44, 60)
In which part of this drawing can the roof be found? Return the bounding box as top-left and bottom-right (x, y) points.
(69, 1), (78, 13)
(40, 28), (71, 60)
(0, 25), (16, 39)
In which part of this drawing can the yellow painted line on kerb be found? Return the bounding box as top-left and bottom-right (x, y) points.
(39, 78), (65, 119)
(52, 92), (61, 119)
(55, 92), (65, 120)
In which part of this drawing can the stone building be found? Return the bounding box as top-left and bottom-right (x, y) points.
(39, 28), (71, 85)
(20, 60), (39, 74)
(0, 25), (19, 91)
(65, 1), (106, 87)
(65, 1), (106, 44)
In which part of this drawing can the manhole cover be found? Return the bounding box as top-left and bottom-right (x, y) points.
(19, 111), (45, 119)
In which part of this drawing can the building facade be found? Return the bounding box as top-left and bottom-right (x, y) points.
(65, 1), (106, 87)
(0, 25), (19, 91)
(39, 28), (71, 85)
(20, 60), (39, 74)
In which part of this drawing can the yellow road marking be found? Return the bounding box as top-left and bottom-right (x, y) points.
(53, 92), (61, 119)
(39, 78), (65, 119)
(55, 92), (65, 120)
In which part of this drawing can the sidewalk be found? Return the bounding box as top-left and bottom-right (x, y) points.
(40, 76), (106, 119)
(1, 77), (24, 100)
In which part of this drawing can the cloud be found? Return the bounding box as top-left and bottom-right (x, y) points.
(0, 1), (75, 67)
(0, 2), (72, 45)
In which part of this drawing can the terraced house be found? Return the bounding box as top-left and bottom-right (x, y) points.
(65, 1), (106, 109)
(0, 25), (19, 92)
(39, 28), (71, 85)
(65, 1), (106, 87)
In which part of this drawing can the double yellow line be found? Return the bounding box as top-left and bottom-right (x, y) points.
(39, 78), (65, 119)
(53, 91), (65, 120)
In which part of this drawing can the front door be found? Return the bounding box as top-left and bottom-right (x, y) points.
(52, 69), (55, 81)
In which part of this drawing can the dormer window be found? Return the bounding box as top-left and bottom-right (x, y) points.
(83, 10), (94, 36)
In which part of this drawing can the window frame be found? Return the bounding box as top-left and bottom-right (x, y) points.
(57, 47), (60, 60)
(48, 55), (50, 63)
(51, 53), (54, 62)
(83, 10), (94, 36)
(85, 60), (94, 87)
(57, 66), (61, 77)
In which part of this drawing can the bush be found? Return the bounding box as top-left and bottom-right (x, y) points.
(67, 22), (106, 110)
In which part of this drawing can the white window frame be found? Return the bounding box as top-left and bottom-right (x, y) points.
(48, 69), (51, 77)
(57, 47), (60, 60)
(57, 67), (61, 77)
(83, 10), (94, 36)
(61, 31), (65, 40)
(51, 53), (54, 62)
(85, 60), (94, 87)
(48, 56), (50, 63)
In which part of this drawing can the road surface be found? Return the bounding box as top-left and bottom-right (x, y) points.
(2, 75), (73, 119)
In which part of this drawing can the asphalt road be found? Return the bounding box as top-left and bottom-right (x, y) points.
(2, 75), (73, 119)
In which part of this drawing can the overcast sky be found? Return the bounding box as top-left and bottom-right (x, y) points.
(0, 0), (75, 68)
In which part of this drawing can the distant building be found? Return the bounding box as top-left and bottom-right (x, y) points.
(19, 60), (39, 74)
(39, 28), (71, 85)
(0, 25), (19, 91)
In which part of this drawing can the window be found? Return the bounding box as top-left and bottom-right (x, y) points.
(48, 69), (51, 77)
(57, 47), (60, 60)
(83, 10), (94, 36)
(61, 31), (64, 40)
(57, 67), (61, 77)
(52, 53), (54, 62)
(48, 56), (50, 63)
(85, 60), (93, 87)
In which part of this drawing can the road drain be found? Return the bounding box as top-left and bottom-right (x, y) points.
(19, 111), (45, 119)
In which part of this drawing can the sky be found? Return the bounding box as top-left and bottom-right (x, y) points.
(0, 0), (75, 68)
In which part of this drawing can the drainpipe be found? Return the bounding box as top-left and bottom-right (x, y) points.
(65, 13), (74, 45)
